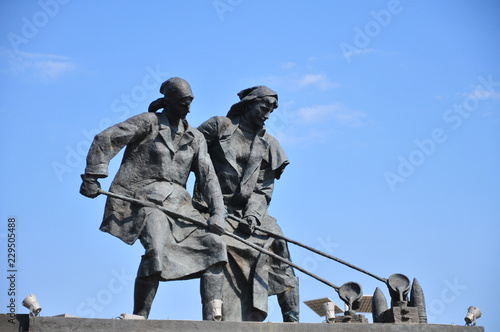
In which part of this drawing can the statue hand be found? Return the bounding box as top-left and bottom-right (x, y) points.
(238, 216), (257, 235)
(80, 174), (101, 198)
(207, 214), (225, 235)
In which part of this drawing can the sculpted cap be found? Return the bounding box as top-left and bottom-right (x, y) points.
(227, 86), (278, 117)
(160, 77), (194, 100)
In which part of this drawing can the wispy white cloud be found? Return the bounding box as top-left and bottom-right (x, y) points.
(466, 87), (500, 100)
(274, 127), (332, 146)
(34, 60), (76, 80)
(341, 48), (376, 60)
(296, 103), (369, 127)
(281, 61), (296, 69)
(17, 51), (69, 60)
(436, 86), (500, 102)
(0, 48), (76, 80)
(265, 72), (339, 92)
(297, 104), (335, 123)
(298, 73), (339, 90)
(269, 103), (373, 146)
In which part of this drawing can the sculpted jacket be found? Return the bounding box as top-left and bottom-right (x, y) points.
(194, 115), (289, 223)
(84, 111), (225, 245)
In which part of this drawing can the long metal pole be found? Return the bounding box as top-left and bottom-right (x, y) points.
(228, 215), (388, 284)
(97, 189), (341, 291)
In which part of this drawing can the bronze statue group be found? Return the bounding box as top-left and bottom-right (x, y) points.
(80, 77), (299, 322)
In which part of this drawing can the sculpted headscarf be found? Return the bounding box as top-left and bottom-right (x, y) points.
(160, 77), (193, 100)
(148, 77), (194, 113)
(227, 86), (278, 118)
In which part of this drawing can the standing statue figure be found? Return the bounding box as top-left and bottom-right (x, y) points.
(193, 86), (299, 322)
(80, 77), (227, 321)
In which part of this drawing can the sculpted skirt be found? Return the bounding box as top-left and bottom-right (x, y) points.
(134, 181), (227, 281)
(221, 211), (298, 321)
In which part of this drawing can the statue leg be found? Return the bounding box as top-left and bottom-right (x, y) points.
(277, 284), (300, 322)
(201, 262), (224, 321)
(271, 239), (300, 322)
(133, 276), (159, 319)
(134, 208), (165, 318)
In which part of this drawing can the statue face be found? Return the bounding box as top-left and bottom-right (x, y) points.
(166, 96), (193, 120)
(244, 98), (276, 128)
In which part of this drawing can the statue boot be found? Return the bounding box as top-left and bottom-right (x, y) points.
(133, 276), (159, 319)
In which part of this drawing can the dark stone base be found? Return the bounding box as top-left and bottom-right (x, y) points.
(0, 314), (485, 332)
(0, 314), (29, 332)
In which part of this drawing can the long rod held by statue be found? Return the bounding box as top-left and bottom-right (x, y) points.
(97, 189), (342, 292)
(228, 215), (388, 283)
(227, 217), (412, 305)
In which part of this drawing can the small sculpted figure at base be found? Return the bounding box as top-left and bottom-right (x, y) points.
(192, 86), (300, 322)
(80, 77), (227, 321)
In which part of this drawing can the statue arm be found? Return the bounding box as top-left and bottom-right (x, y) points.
(243, 136), (289, 222)
(84, 113), (156, 178)
(192, 135), (226, 231)
(243, 164), (275, 224)
(197, 116), (220, 146)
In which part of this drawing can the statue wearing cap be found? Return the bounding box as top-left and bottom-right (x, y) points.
(194, 86), (300, 322)
(80, 77), (227, 321)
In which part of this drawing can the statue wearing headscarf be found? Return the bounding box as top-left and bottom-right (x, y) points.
(194, 86), (300, 322)
(81, 77), (227, 321)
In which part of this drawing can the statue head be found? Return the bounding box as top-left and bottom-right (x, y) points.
(227, 86), (278, 128)
(158, 77), (194, 120)
(160, 77), (194, 100)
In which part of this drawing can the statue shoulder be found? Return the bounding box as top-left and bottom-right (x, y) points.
(263, 132), (286, 155)
(263, 132), (289, 178)
(201, 115), (233, 127)
(95, 112), (158, 138)
(198, 116), (237, 138)
(123, 111), (159, 127)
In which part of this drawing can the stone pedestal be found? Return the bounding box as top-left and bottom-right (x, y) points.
(0, 314), (485, 332)
(0, 314), (29, 332)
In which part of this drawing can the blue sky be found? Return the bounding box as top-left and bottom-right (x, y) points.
(1, 0), (499, 328)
